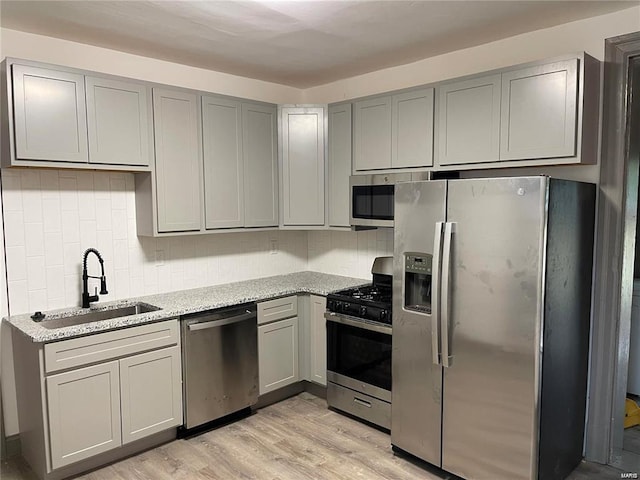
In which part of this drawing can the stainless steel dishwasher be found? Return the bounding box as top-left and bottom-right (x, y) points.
(181, 303), (258, 431)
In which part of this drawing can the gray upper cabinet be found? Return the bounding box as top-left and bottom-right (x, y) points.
(500, 59), (578, 161)
(437, 74), (501, 165)
(353, 96), (392, 171)
(392, 88), (434, 168)
(12, 64), (88, 162)
(280, 106), (325, 226)
(243, 103), (278, 227)
(354, 89), (435, 172)
(153, 88), (202, 233)
(328, 103), (352, 228)
(86, 76), (152, 167)
(202, 96), (244, 229)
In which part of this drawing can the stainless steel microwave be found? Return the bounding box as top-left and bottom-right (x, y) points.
(350, 173), (432, 227)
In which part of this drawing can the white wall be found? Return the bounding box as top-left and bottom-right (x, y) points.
(303, 6), (640, 104)
(0, 28), (303, 104)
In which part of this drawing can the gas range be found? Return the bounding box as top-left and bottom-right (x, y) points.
(326, 284), (392, 324)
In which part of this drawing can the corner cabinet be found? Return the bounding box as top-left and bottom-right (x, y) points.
(257, 296), (299, 394)
(280, 106), (326, 227)
(12, 319), (183, 478)
(3, 58), (152, 170)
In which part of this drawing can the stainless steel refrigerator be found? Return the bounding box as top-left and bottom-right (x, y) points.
(392, 176), (595, 480)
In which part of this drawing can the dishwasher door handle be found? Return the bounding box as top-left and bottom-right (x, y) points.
(187, 311), (255, 331)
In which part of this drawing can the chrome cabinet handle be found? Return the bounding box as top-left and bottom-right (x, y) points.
(431, 222), (444, 366)
(441, 222), (456, 368)
(353, 397), (372, 408)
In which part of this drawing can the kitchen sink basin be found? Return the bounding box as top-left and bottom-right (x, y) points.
(36, 303), (161, 329)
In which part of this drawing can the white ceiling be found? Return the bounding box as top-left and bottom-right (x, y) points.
(1, 1), (638, 88)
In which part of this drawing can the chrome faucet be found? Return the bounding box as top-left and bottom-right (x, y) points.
(82, 248), (108, 308)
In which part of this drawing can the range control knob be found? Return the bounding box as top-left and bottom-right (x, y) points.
(344, 303), (350, 312)
(380, 310), (389, 322)
(359, 306), (367, 317)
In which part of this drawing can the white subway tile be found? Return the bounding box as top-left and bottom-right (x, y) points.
(63, 242), (82, 276)
(22, 189), (43, 223)
(129, 277), (144, 297)
(114, 269), (131, 300)
(1, 175), (23, 211)
(113, 239), (129, 270)
(28, 289), (47, 313)
(26, 256), (46, 291)
(46, 265), (65, 300)
(78, 189), (96, 221)
(79, 220), (98, 247)
(59, 177), (79, 211)
(110, 177), (127, 210)
(64, 275), (81, 307)
(47, 297), (67, 310)
(8, 280), (28, 315)
(61, 210), (81, 244)
(93, 174), (110, 198)
(42, 198), (62, 233)
(40, 171), (60, 199)
(4, 211), (25, 248)
(112, 209), (128, 240)
(43, 232), (64, 266)
(6, 246), (27, 281)
(95, 199), (112, 231)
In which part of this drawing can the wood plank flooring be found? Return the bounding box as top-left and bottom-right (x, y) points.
(0, 393), (628, 480)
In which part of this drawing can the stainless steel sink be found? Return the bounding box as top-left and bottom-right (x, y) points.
(36, 303), (161, 329)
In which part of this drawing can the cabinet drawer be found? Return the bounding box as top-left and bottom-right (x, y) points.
(327, 382), (391, 430)
(44, 319), (179, 374)
(257, 296), (297, 325)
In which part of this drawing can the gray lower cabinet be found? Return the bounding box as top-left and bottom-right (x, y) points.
(11, 64), (88, 163)
(152, 88), (202, 233)
(85, 76), (152, 167)
(308, 295), (327, 386)
(46, 361), (122, 470)
(280, 106), (325, 226)
(437, 74), (501, 165)
(243, 102), (279, 227)
(258, 317), (299, 394)
(202, 95), (244, 229)
(500, 58), (578, 161)
(119, 346), (183, 445)
(328, 103), (351, 228)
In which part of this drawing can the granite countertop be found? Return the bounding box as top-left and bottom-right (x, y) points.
(5, 271), (369, 343)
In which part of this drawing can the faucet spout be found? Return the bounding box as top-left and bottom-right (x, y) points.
(82, 248), (108, 308)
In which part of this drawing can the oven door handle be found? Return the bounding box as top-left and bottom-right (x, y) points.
(324, 312), (392, 335)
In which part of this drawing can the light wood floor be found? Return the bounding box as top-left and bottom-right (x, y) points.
(1, 393), (628, 480)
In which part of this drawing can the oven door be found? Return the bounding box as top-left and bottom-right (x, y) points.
(325, 312), (392, 402)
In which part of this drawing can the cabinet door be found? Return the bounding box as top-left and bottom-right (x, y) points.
(243, 103), (278, 227)
(202, 96), (244, 229)
(328, 104), (352, 227)
(281, 107), (325, 226)
(258, 317), (299, 394)
(353, 96), (391, 171)
(437, 75), (501, 165)
(46, 361), (121, 469)
(392, 88), (434, 168)
(12, 64), (88, 162)
(153, 88), (202, 232)
(500, 59), (578, 161)
(309, 295), (327, 386)
(86, 76), (152, 166)
(120, 346), (183, 444)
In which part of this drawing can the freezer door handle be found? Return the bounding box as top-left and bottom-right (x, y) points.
(431, 221), (444, 365)
(441, 221), (456, 368)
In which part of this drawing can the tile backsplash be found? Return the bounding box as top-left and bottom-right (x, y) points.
(1, 168), (393, 316)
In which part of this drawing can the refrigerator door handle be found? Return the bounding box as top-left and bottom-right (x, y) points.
(431, 221), (444, 365)
(441, 221), (456, 368)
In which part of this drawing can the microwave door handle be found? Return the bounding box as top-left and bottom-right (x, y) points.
(441, 221), (456, 368)
(431, 221), (444, 366)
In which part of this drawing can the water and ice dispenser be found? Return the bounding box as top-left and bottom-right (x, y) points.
(404, 253), (433, 314)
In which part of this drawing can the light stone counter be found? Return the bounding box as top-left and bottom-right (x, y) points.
(5, 271), (368, 343)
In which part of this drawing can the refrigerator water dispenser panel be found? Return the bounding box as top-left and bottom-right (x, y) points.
(404, 253), (432, 314)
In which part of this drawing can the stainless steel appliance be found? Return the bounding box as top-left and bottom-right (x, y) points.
(325, 257), (393, 429)
(392, 177), (596, 480)
(350, 173), (432, 227)
(181, 303), (258, 431)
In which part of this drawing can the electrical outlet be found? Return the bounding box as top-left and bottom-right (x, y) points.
(270, 239), (278, 255)
(155, 249), (165, 266)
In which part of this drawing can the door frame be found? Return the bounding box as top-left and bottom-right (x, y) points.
(586, 31), (640, 466)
